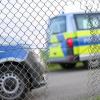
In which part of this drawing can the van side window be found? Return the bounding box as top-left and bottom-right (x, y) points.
(48, 16), (66, 34)
(74, 13), (100, 30)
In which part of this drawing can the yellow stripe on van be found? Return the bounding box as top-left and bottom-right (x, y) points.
(63, 32), (76, 39)
(50, 35), (58, 43)
(74, 45), (100, 55)
(76, 29), (100, 37)
(49, 46), (64, 58)
(74, 47), (79, 55)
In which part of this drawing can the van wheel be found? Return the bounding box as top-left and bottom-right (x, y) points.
(88, 60), (100, 69)
(0, 64), (29, 100)
(60, 63), (76, 69)
(82, 61), (88, 69)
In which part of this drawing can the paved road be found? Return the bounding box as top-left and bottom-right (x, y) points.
(30, 70), (91, 100)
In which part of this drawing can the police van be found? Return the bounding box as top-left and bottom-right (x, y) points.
(47, 12), (100, 68)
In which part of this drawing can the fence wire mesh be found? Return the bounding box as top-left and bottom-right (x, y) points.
(0, 0), (100, 100)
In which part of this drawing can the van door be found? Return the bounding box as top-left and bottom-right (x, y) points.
(74, 13), (100, 61)
(48, 15), (68, 62)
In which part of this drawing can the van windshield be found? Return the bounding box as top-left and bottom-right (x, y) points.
(48, 16), (66, 34)
(74, 13), (100, 30)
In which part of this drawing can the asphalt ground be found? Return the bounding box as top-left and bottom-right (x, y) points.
(29, 70), (91, 100)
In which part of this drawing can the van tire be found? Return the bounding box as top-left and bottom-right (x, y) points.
(0, 63), (29, 100)
(88, 60), (100, 69)
(83, 61), (88, 69)
(60, 63), (76, 69)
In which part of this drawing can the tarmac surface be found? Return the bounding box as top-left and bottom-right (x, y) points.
(30, 70), (91, 100)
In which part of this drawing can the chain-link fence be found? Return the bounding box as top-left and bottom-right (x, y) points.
(0, 0), (48, 99)
(0, 0), (100, 100)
